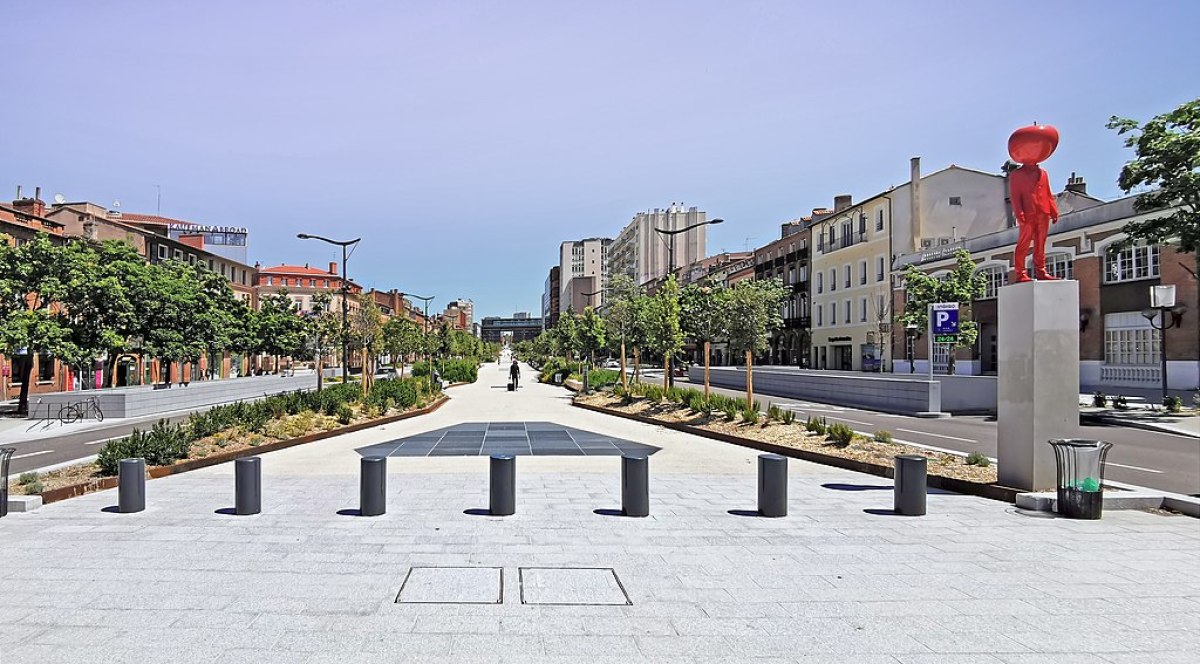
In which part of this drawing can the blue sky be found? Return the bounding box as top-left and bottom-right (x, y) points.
(4, 1), (1197, 318)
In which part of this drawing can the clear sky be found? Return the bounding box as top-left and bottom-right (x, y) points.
(4, 1), (1197, 318)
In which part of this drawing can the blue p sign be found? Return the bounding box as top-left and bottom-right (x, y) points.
(932, 309), (959, 334)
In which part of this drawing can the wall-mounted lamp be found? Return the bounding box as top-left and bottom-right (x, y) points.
(1079, 309), (1091, 332)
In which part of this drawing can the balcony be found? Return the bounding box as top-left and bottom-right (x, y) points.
(818, 231), (868, 255)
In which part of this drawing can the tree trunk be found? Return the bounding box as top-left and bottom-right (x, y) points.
(619, 339), (627, 391)
(16, 354), (33, 416)
(316, 353), (323, 392)
(703, 340), (711, 399)
(746, 349), (754, 408)
(663, 353), (670, 390)
(633, 347), (641, 384)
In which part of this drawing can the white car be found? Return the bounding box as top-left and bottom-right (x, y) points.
(602, 359), (621, 369)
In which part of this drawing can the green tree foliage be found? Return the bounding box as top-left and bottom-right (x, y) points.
(601, 274), (642, 389)
(255, 290), (310, 369)
(382, 315), (423, 376)
(553, 309), (579, 359)
(1107, 97), (1200, 255)
(897, 249), (985, 352)
(725, 278), (789, 406)
(576, 305), (606, 361)
(640, 276), (684, 388)
(680, 280), (730, 397)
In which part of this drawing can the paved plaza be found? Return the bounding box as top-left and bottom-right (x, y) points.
(1, 362), (1198, 663)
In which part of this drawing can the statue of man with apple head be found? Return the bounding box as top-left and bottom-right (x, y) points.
(1007, 124), (1061, 282)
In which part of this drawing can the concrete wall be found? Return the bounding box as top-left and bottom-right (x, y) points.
(693, 367), (946, 415)
(28, 374), (318, 420)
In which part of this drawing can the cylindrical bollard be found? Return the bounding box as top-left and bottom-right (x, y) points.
(490, 454), (515, 516)
(235, 457), (262, 515)
(621, 455), (650, 517)
(360, 456), (387, 517)
(757, 454), (788, 517)
(894, 454), (927, 516)
(118, 458), (146, 513)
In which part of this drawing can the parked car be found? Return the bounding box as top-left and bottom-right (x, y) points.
(602, 359), (621, 369)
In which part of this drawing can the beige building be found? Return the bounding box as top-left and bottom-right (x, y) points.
(559, 237), (611, 312)
(609, 203), (709, 287)
(810, 161), (1010, 371)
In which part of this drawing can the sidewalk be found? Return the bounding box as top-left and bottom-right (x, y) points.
(1, 358), (1197, 662)
(1077, 395), (1200, 439)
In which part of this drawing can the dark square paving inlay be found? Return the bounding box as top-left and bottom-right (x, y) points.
(357, 422), (659, 458)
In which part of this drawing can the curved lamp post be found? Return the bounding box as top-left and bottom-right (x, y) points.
(1142, 285), (1186, 405)
(652, 218), (724, 386)
(297, 233), (361, 384)
(400, 293), (436, 394)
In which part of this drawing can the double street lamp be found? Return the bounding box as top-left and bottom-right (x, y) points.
(652, 217), (724, 387)
(1142, 285), (1186, 405)
(401, 293), (436, 394)
(297, 233), (361, 384)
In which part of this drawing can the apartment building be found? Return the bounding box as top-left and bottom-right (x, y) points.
(559, 237), (611, 312)
(753, 222), (812, 366)
(810, 161), (1011, 371)
(609, 203), (709, 287)
(542, 266), (561, 330)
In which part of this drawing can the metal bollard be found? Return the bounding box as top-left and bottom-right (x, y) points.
(360, 456), (387, 517)
(894, 455), (927, 516)
(235, 457), (262, 515)
(489, 454), (515, 516)
(757, 454), (788, 517)
(0, 448), (13, 518)
(621, 455), (649, 517)
(118, 458), (146, 513)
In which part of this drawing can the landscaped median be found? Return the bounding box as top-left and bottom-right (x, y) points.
(7, 377), (447, 505)
(574, 382), (1020, 502)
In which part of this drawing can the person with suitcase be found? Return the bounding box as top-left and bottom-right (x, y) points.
(509, 360), (520, 390)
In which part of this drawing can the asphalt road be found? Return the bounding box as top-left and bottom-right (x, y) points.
(3, 413), (195, 476)
(669, 375), (1200, 497)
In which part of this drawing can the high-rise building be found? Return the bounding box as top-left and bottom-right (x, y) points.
(559, 237), (611, 313)
(442, 299), (474, 331)
(608, 203), (708, 286)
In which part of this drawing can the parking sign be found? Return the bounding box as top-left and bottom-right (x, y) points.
(930, 302), (959, 335)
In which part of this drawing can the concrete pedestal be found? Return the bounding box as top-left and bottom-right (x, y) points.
(997, 280), (1080, 491)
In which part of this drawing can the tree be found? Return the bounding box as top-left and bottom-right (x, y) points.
(56, 240), (134, 387)
(576, 305), (606, 392)
(255, 291), (309, 373)
(552, 310), (579, 360)
(897, 249), (986, 375)
(382, 315), (423, 377)
(0, 234), (73, 414)
(602, 274), (641, 390)
(725, 278), (788, 407)
(640, 276), (684, 389)
(1107, 98), (1200, 259)
(680, 280), (730, 398)
(351, 294), (385, 393)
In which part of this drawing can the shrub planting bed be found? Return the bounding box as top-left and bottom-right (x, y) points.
(8, 377), (441, 502)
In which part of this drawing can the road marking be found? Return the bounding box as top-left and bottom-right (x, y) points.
(1105, 462), (1164, 474)
(12, 450), (53, 460)
(829, 417), (874, 426)
(897, 428), (976, 443)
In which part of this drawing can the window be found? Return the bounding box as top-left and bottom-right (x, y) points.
(816, 272), (823, 293)
(788, 268), (795, 285)
(1104, 244), (1159, 283)
(830, 302), (837, 326)
(188, 254), (197, 266)
(173, 249), (183, 261)
(241, 271), (247, 285)
(841, 221), (852, 246)
(861, 298), (868, 322)
(816, 305), (823, 327)
(980, 265), (1007, 299)
(309, 279), (316, 287)
(266, 277), (274, 286)
(843, 265), (851, 289)
(829, 269), (837, 292)
(876, 209), (884, 231)
(858, 214), (866, 235)
(1104, 312), (1159, 366)
(207, 259), (213, 270)
(844, 299), (851, 324)
(37, 353), (55, 382)
(859, 260), (867, 285)
(220, 264), (226, 277)
(157, 245), (168, 260)
(949, 196), (962, 206)
(324, 279), (330, 288)
(877, 256), (885, 282)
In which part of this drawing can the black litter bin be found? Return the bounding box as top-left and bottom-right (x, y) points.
(1048, 439), (1112, 519)
(1, 447), (14, 518)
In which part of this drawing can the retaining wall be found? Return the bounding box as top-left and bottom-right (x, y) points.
(691, 367), (952, 415)
(28, 374), (319, 419)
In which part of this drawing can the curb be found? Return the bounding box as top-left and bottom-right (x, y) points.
(573, 400), (1021, 503)
(1081, 412), (1199, 439)
(16, 395), (450, 508)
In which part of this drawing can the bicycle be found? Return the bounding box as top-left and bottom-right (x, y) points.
(60, 397), (105, 425)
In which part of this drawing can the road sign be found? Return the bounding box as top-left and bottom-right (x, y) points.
(934, 334), (959, 344)
(931, 303), (960, 335)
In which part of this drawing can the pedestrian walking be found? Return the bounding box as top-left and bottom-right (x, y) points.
(509, 360), (521, 389)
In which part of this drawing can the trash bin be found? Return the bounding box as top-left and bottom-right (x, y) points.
(1048, 439), (1113, 519)
(0, 447), (13, 518)
(554, 372), (563, 385)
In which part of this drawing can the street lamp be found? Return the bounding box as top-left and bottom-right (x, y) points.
(1142, 285), (1185, 405)
(905, 322), (918, 374)
(653, 217), (724, 387)
(297, 233), (361, 384)
(400, 293), (435, 394)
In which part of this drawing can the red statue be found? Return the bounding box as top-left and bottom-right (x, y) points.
(1007, 124), (1060, 282)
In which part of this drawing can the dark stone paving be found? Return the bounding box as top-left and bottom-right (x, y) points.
(355, 421), (660, 458)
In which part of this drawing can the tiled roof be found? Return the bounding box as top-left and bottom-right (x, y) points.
(118, 212), (195, 226)
(260, 264), (340, 276)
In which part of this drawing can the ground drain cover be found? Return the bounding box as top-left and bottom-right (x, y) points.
(519, 567), (631, 605)
(395, 567), (503, 604)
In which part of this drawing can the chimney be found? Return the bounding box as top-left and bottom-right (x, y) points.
(910, 156), (922, 252)
(1065, 171), (1088, 195)
(833, 194), (853, 212)
(12, 186), (46, 217)
(328, 261), (338, 275)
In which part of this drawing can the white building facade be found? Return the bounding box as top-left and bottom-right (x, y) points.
(559, 237), (611, 313)
(608, 204), (708, 286)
